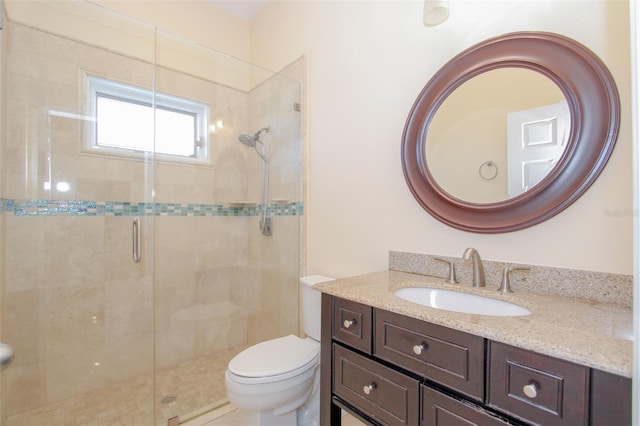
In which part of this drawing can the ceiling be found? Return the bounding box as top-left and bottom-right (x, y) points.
(209, 0), (269, 21)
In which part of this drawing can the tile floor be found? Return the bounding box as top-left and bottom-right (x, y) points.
(6, 346), (244, 426)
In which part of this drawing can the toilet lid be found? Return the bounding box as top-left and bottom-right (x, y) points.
(228, 335), (320, 378)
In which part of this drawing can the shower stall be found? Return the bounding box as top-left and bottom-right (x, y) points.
(0, 2), (303, 425)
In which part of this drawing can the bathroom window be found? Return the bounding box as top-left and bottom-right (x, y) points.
(85, 76), (210, 164)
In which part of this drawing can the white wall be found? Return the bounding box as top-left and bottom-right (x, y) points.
(250, 0), (632, 278)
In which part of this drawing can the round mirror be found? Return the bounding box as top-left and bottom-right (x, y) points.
(402, 32), (620, 233)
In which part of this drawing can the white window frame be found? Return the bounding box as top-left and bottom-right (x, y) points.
(84, 76), (210, 165)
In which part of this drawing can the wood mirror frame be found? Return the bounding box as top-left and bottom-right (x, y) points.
(401, 32), (620, 233)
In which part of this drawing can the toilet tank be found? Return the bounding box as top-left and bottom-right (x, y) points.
(300, 275), (334, 341)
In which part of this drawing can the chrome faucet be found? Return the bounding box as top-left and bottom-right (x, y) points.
(462, 247), (486, 288)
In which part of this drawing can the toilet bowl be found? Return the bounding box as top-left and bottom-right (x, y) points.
(224, 275), (334, 426)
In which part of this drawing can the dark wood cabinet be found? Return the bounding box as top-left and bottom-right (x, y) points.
(590, 368), (632, 426)
(332, 297), (373, 354)
(487, 341), (589, 425)
(422, 386), (512, 426)
(320, 294), (631, 426)
(333, 344), (420, 426)
(375, 309), (484, 402)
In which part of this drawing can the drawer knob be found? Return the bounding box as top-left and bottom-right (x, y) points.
(343, 319), (355, 329)
(523, 383), (538, 399)
(363, 384), (376, 395)
(413, 344), (425, 355)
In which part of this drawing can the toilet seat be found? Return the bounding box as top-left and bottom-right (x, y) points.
(228, 335), (320, 384)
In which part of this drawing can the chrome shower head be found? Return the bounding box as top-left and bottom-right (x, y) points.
(238, 134), (257, 148)
(237, 127), (269, 147)
(237, 127), (270, 162)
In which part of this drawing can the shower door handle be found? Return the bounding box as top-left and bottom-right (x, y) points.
(132, 217), (142, 263)
(0, 343), (13, 367)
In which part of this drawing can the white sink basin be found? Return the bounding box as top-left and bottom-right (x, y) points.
(393, 287), (531, 316)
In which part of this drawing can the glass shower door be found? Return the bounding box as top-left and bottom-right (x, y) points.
(0, 4), (157, 425)
(152, 31), (303, 424)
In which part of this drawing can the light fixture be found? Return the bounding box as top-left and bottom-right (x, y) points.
(424, 0), (449, 26)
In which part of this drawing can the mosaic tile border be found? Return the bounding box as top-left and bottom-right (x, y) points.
(0, 198), (303, 217)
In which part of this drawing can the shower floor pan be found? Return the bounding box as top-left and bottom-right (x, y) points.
(5, 346), (245, 426)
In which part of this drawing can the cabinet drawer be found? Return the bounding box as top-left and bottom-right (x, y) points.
(333, 344), (419, 426)
(374, 308), (485, 401)
(333, 297), (372, 354)
(422, 385), (512, 426)
(488, 342), (589, 425)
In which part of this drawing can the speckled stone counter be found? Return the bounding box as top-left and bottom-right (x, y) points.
(316, 270), (633, 378)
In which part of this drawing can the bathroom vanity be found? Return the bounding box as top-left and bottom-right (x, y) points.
(317, 271), (632, 426)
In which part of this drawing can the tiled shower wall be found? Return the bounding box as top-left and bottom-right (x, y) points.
(1, 20), (302, 417)
(245, 59), (304, 345)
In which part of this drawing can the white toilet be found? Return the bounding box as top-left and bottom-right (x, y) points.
(225, 275), (334, 426)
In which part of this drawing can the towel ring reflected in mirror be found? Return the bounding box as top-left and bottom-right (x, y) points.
(479, 161), (498, 181)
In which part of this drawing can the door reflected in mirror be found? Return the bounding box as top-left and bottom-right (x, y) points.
(425, 68), (570, 203)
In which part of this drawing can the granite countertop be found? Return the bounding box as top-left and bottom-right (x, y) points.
(316, 270), (633, 378)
